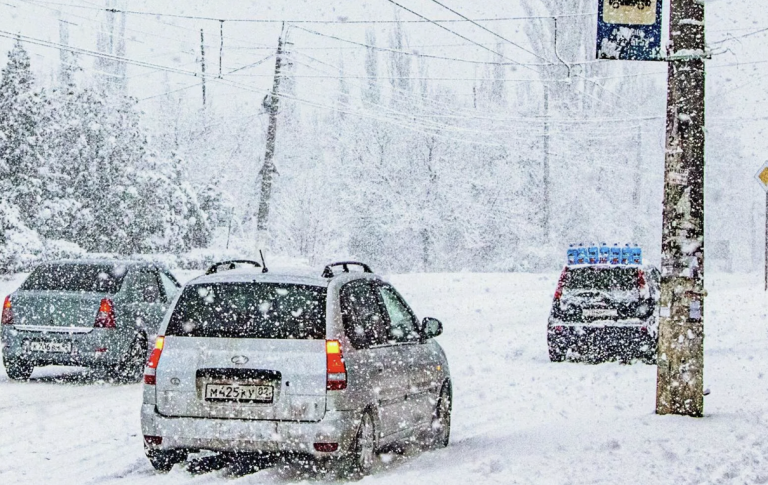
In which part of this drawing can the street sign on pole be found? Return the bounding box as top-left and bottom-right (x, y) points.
(754, 162), (768, 291)
(596, 0), (664, 61)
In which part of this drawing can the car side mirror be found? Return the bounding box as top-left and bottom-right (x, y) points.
(142, 286), (159, 303)
(422, 317), (443, 339)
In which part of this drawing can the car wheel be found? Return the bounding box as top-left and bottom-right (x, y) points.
(5, 357), (33, 381)
(113, 334), (147, 382)
(430, 383), (452, 449)
(147, 449), (187, 473)
(642, 350), (658, 365)
(548, 342), (566, 362)
(343, 411), (376, 479)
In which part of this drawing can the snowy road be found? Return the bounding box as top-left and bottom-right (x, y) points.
(1, 272), (767, 484)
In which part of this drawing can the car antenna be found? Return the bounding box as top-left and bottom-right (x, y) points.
(259, 250), (269, 273)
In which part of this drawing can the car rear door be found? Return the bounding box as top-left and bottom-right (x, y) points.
(375, 283), (436, 430)
(124, 269), (166, 334)
(339, 280), (408, 439)
(155, 281), (328, 422)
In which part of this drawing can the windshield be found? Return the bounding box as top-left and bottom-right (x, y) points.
(166, 282), (327, 339)
(20, 264), (127, 294)
(564, 267), (638, 292)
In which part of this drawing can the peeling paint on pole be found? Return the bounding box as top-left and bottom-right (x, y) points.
(596, 0), (664, 61)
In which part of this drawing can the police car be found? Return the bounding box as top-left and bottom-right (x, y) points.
(547, 245), (660, 363)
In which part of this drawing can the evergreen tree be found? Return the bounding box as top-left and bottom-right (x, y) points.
(0, 40), (46, 224)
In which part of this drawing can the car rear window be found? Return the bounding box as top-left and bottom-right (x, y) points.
(564, 267), (639, 292)
(20, 264), (127, 294)
(166, 283), (327, 339)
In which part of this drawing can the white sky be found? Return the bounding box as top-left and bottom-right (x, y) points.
(0, 0), (765, 165)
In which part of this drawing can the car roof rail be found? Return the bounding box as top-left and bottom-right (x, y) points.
(322, 261), (373, 278)
(205, 260), (262, 275)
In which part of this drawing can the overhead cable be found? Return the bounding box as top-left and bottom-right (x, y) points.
(17, 0), (596, 23)
(382, 0), (537, 72)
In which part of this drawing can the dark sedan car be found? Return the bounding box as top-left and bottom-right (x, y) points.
(547, 263), (660, 363)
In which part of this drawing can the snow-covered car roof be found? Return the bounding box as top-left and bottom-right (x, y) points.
(565, 263), (659, 271)
(188, 266), (333, 288)
(37, 259), (157, 268)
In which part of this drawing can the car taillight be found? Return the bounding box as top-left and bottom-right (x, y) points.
(144, 336), (165, 385)
(638, 269), (647, 290)
(554, 269), (569, 301)
(326, 339), (347, 391)
(94, 299), (116, 328)
(2, 295), (12, 325)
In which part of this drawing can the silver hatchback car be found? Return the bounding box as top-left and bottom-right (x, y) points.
(141, 261), (451, 477)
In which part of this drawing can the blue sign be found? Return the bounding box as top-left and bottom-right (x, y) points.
(596, 0), (663, 61)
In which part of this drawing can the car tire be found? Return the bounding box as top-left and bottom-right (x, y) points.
(5, 358), (33, 381)
(342, 411), (376, 479)
(147, 449), (187, 473)
(429, 382), (452, 449)
(548, 342), (567, 362)
(642, 350), (658, 365)
(113, 334), (148, 382)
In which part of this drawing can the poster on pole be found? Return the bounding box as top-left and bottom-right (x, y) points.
(596, 0), (664, 61)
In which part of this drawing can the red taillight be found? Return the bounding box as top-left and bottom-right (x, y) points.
(554, 269), (569, 301)
(638, 270), (647, 290)
(326, 340), (347, 391)
(144, 435), (163, 446)
(144, 336), (165, 385)
(314, 443), (339, 452)
(94, 299), (116, 328)
(2, 295), (13, 325)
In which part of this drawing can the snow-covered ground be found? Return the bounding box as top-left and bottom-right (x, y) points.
(0, 271), (766, 484)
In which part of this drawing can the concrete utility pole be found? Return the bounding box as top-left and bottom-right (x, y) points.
(255, 25), (285, 254)
(656, 0), (706, 417)
(764, 191), (768, 291)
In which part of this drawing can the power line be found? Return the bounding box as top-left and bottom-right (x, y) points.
(427, 0), (549, 63)
(382, 0), (537, 72)
(14, 0), (597, 23)
(291, 25), (605, 68)
(292, 25), (520, 67)
(0, 30), (203, 76)
(139, 53), (275, 101)
(289, 50), (664, 127)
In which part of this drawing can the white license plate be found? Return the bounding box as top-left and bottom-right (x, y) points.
(30, 341), (71, 353)
(205, 383), (273, 403)
(582, 308), (618, 318)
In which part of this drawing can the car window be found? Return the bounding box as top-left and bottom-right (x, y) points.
(166, 283), (326, 339)
(340, 280), (387, 349)
(20, 263), (128, 294)
(133, 270), (162, 303)
(563, 267), (639, 292)
(378, 284), (420, 343)
(159, 272), (180, 302)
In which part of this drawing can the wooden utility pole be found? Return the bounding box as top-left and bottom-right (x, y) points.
(200, 28), (207, 107)
(255, 26), (285, 253)
(656, 0), (706, 417)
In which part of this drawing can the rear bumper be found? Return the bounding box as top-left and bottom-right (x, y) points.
(140, 404), (360, 457)
(547, 319), (657, 356)
(1, 326), (127, 367)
